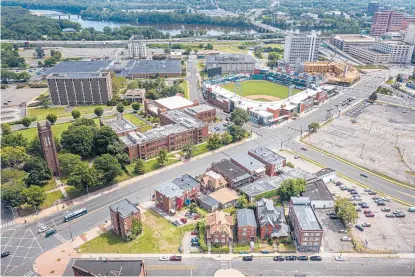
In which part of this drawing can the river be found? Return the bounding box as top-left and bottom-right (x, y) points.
(30, 9), (258, 36)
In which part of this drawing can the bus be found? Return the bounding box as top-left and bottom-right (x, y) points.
(64, 208), (88, 222)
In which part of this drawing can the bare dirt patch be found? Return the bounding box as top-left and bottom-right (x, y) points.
(244, 95), (281, 101)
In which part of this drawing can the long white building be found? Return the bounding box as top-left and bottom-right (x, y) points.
(374, 40), (414, 64)
(128, 36), (147, 59)
(330, 34), (376, 53)
(283, 34), (321, 65)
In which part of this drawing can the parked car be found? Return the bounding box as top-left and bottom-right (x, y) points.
(360, 173), (368, 178)
(364, 189), (371, 192)
(45, 229), (56, 238)
(338, 229), (347, 233)
(335, 256), (346, 261)
(377, 202), (386, 206)
(355, 224), (364, 231)
(372, 197), (381, 201)
(330, 215), (339, 219)
(363, 210), (372, 214)
(297, 256), (308, 261)
(159, 256), (169, 261)
(386, 213), (395, 218)
(180, 218), (187, 224)
(191, 238), (199, 243)
(356, 207), (362, 212)
(341, 236), (351, 241)
(368, 191), (377, 195)
(301, 147), (307, 151)
(361, 204), (369, 208)
(395, 213), (406, 218)
(294, 156), (299, 159)
(362, 223), (371, 227)
(1, 252), (10, 258)
(381, 208), (391, 212)
(365, 213), (375, 217)
(350, 191), (359, 195)
(310, 256), (322, 261)
(336, 181), (343, 186)
(191, 230), (198, 235)
(273, 256), (285, 261)
(408, 207), (415, 212)
(326, 210), (336, 216)
(393, 210), (402, 214)
(382, 198), (390, 202)
(191, 242), (200, 246)
(170, 255), (182, 261)
(243, 256), (253, 261)
(286, 256), (297, 261)
(38, 226), (48, 233)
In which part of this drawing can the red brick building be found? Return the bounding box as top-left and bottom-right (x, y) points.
(236, 208), (257, 244)
(248, 146), (286, 177)
(145, 95), (197, 116)
(72, 259), (146, 276)
(184, 104), (217, 123)
(109, 199), (141, 240)
(256, 198), (289, 240)
(206, 210), (234, 245)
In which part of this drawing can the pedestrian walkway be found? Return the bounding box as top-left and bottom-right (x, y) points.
(23, 271), (40, 277)
(0, 221), (15, 229)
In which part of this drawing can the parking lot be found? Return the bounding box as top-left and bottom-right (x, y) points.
(1, 227), (43, 276)
(304, 103), (415, 185)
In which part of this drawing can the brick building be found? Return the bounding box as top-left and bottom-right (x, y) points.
(230, 152), (266, 180)
(256, 198), (289, 240)
(206, 210), (234, 245)
(248, 147), (286, 177)
(370, 11), (404, 36)
(109, 199), (141, 240)
(200, 170), (227, 193)
(288, 197), (323, 252)
(100, 115), (140, 136)
(184, 104), (217, 123)
(210, 159), (253, 188)
(236, 208), (257, 244)
(146, 95), (197, 116)
(72, 259), (146, 276)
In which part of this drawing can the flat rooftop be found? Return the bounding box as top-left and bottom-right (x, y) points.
(155, 182), (184, 198)
(208, 187), (239, 204)
(156, 96), (194, 111)
(46, 72), (110, 79)
(315, 168), (336, 178)
(109, 199), (140, 219)
(122, 60), (181, 75)
(249, 146), (285, 165)
(161, 109), (206, 128)
(292, 204), (323, 231)
(206, 54), (256, 64)
(172, 174), (200, 191)
(212, 159), (252, 182)
(303, 179), (334, 201)
(120, 123), (189, 146)
(184, 104), (215, 115)
(102, 116), (137, 134)
(231, 152), (266, 173)
(333, 34), (375, 42)
(43, 60), (113, 76)
(125, 88), (146, 97)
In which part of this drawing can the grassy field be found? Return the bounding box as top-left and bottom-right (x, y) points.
(28, 105), (108, 121)
(221, 80), (300, 100)
(181, 81), (190, 99)
(41, 190), (64, 210)
(79, 210), (193, 253)
(126, 155), (180, 175)
(123, 113), (148, 127)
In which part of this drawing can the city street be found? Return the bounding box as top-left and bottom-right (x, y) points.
(187, 54), (204, 102)
(3, 70), (410, 276)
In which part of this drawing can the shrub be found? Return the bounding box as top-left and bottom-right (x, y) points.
(28, 82), (48, 88)
(16, 84), (26, 89)
(286, 161), (294, 168)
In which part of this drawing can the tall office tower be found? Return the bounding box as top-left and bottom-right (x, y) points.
(370, 11), (404, 36)
(367, 2), (379, 16)
(283, 34), (321, 65)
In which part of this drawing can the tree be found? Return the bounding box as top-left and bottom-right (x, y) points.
(94, 126), (119, 155)
(128, 217), (143, 240)
(335, 197), (359, 224)
(24, 156), (52, 186)
(94, 107), (104, 117)
(286, 161), (294, 168)
(1, 133), (28, 148)
(237, 194), (248, 208)
(131, 102), (141, 113)
(1, 183), (26, 208)
(1, 168), (26, 184)
(207, 133), (222, 150)
(37, 94), (52, 108)
(35, 47), (45, 58)
(268, 52), (279, 60)
(1, 123), (12, 135)
(116, 103), (125, 114)
(157, 148), (168, 166)
(21, 117), (32, 128)
(17, 71), (31, 82)
(72, 118), (96, 127)
(182, 143), (194, 159)
(61, 125), (96, 158)
(26, 137), (43, 157)
(221, 132), (233, 145)
(266, 60), (278, 69)
(1, 146), (27, 168)
(68, 162), (98, 191)
(93, 154), (123, 184)
(230, 108), (249, 126)
(71, 110), (81, 119)
(368, 91), (377, 102)
(134, 159), (146, 175)
(23, 185), (47, 209)
(205, 43), (214, 50)
(278, 178), (306, 201)
(43, 57), (56, 67)
(116, 153), (130, 168)
(229, 125), (246, 141)
(164, 48), (172, 54)
(189, 202), (197, 213)
(308, 122), (320, 133)
(46, 113), (57, 124)
(59, 153), (83, 177)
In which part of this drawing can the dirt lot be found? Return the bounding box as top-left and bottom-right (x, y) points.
(303, 103), (415, 185)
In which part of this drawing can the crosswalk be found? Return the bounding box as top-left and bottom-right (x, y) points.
(23, 271), (40, 277)
(0, 221), (15, 229)
(220, 260), (229, 269)
(53, 233), (69, 243)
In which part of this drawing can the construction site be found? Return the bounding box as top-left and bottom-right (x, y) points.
(304, 61), (361, 86)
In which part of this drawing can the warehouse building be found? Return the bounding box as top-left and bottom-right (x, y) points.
(42, 60), (114, 78)
(146, 95), (197, 116)
(206, 54), (256, 74)
(121, 60), (181, 78)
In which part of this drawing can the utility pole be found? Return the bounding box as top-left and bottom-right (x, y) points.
(360, 143), (365, 157)
(395, 136), (399, 147)
(369, 121), (374, 133)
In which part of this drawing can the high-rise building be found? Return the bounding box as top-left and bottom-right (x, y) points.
(283, 34), (321, 65)
(404, 24), (415, 45)
(402, 16), (415, 31)
(367, 2), (379, 16)
(370, 11), (404, 36)
(374, 40), (414, 64)
(37, 122), (60, 176)
(128, 36), (147, 59)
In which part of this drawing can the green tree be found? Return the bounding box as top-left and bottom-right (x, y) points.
(128, 217), (143, 240)
(43, 57), (56, 67)
(115, 153), (130, 169)
(207, 133), (223, 150)
(266, 60), (278, 69)
(182, 143), (194, 159)
(111, 75), (127, 94)
(61, 125), (96, 158)
(35, 47), (45, 58)
(308, 122), (320, 133)
(131, 102), (141, 113)
(134, 159), (146, 175)
(37, 94), (52, 108)
(277, 178), (306, 201)
(94, 126), (118, 155)
(94, 107), (104, 117)
(21, 117), (32, 128)
(1, 183), (26, 208)
(189, 202), (197, 213)
(229, 125), (246, 141)
(237, 194), (248, 208)
(46, 113), (57, 124)
(268, 52), (279, 60)
(1, 168), (26, 184)
(1, 146), (27, 168)
(335, 197), (359, 224)
(17, 71), (31, 82)
(1, 133), (28, 148)
(71, 110), (81, 119)
(157, 148), (168, 166)
(26, 137), (43, 157)
(116, 103), (125, 114)
(221, 132), (233, 145)
(230, 108), (249, 126)
(24, 156), (52, 186)
(286, 161), (294, 168)
(68, 162), (98, 192)
(205, 43), (214, 50)
(93, 154), (123, 184)
(23, 185), (47, 209)
(72, 118), (96, 127)
(58, 153), (83, 177)
(368, 91), (377, 102)
(1, 123), (12, 135)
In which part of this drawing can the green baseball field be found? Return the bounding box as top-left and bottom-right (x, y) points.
(220, 80), (301, 102)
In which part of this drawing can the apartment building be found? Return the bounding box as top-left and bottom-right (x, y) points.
(109, 199), (141, 240)
(283, 34), (321, 65)
(236, 208), (257, 244)
(128, 36), (147, 59)
(370, 11), (404, 36)
(47, 72), (113, 106)
(374, 40), (414, 63)
(248, 147), (286, 176)
(230, 152), (266, 180)
(206, 54), (256, 74)
(402, 16), (415, 31)
(405, 24), (415, 45)
(288, 197), (323, 252)
(349, 46), (390, 64)
(200, 170), (227, 193)
(184, 104), (217, 123)
(330, 34), (375, 53)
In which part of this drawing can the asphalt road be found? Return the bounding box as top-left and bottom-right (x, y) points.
(187, 54), (204, 102)
(3, 70), (409, 276)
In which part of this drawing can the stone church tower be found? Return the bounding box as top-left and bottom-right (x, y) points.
(37, 122), (60, 176)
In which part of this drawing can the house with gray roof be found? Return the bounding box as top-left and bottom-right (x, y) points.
(236, 208), (258, 243)
(210, 159), (253, 188)
(230, 153), (266, 179)
(154, 182), (185, 214)
(302, 179), (334, 209)
(248, 147), (286, 176)
(289, 196), (323, 252)
(109, 199), (141, 240)
(256, 198), (289, 239)
(196, 193), (219, 212)
(172, 174), (201, 203)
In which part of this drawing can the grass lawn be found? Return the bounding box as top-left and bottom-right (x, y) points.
(42, 180), (57, 192)
(28, 105), (107, 121)
(41, 190), (64, 210)
(79, 210), (193, 253)
(180, 81), (190, 99)
(123, 113), (148, 127)
(65, 186), (84, 200)
(192, 143), (210, 156)
(233, 243), (252, 252)
(277, 242), (296, 252)
(220, 80), (301, 99)
(213, 42), (250, 54)
(126, 156), (180, 175)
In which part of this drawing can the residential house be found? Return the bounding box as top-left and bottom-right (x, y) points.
(196, 193), (219, 212)
(288, 197), (323, 252)
(210, 159), (253, 188)
(208, 188), (239, 209)
(248, 147), (286, 176)
(236, 208), (257, 243)
(172, 174), (201, 205)
(230, 152), (266, 180)
(206, 210), (234, 245)
(154, 182), (184, 214)
(109, 199), (141, 240)
(256, 198), (290, 240)
(201, 170), (228, 193)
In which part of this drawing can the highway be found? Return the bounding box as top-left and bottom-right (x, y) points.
(3, 70), (414, 276)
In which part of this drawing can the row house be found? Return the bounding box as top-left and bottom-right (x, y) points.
(206, 210), (234, 245)
(236, 208), (257, 244)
